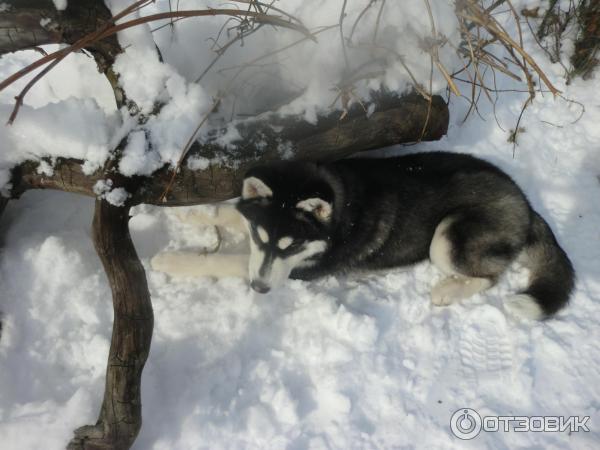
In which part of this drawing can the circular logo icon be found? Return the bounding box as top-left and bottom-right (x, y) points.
(450, 408), (482, 440)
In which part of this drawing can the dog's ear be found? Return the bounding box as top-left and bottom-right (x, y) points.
(296, 198), (332, 223)
(242, 176), (272, 200)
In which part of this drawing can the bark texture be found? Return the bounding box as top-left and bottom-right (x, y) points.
(67, 200), (153, 450)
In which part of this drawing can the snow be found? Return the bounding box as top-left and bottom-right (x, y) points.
(119, 130), (160, 177)
(2, 70), (600, 446)
(93, 179), (130, 207)
(104, 188), (129, 207)
(39, 18), (53, 28)
(277, 141), (295, 159)
(0, 99), (115, 181)
(52, 0), (67, 11)
(1, 0), (600, 448)
(211, 123), (244, 150)
(107, 0), (213, 170)
(0, 45), (118, 184)
(36, 160), (54, 177)
(186, 156), (210, 171)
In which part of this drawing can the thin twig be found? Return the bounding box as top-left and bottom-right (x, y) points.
(510, 96), (533, 155)
(228, 0), (304, 25)
(159, 97), (222, 203)
(217, 25), (337, 75)
(339, 0), (350, 70)
(418, 30), (435, 142)
(97, 10), (313, 42)
(372, 0), (386, 44)
(349, 0), (377, 43)
(423, 0), (461, 96)
(195, 24), (265, 82)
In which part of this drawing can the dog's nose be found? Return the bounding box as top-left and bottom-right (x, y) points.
(250, 280), (271, 293)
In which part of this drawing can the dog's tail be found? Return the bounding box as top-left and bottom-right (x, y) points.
(505, 211), (575, 319)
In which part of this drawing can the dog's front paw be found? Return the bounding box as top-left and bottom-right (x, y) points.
(431, 277), (464, 306)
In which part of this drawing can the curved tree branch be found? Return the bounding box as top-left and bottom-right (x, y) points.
(67, 199), (153, 450)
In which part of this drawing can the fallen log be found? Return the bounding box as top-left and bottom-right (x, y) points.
(12, 92), (449, 206)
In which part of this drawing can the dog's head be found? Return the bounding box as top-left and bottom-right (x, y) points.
(236, 162), (333, 293)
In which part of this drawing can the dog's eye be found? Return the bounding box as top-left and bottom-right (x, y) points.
(277, 236), (294, 250)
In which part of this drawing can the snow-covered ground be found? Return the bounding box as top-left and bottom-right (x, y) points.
(1, 1), (600, 449)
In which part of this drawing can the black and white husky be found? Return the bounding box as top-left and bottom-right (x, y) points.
(236, 151), (575, 319)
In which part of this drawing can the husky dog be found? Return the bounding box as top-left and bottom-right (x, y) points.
(236, 151), (575, 319)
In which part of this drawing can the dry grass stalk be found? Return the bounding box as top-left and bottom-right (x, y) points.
(456, 0), (560, 96)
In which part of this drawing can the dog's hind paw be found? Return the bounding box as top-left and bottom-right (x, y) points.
(431, 276), (491, 306)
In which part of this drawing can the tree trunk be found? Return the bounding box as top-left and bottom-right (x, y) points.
(68, 200), (153, 450)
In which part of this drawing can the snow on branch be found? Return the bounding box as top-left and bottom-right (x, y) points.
(12, 91), (449, 206)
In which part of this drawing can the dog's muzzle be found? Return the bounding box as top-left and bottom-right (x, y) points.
(250, 279), (271, 294)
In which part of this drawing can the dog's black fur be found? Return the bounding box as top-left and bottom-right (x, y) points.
(237, 152), (575, 317)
